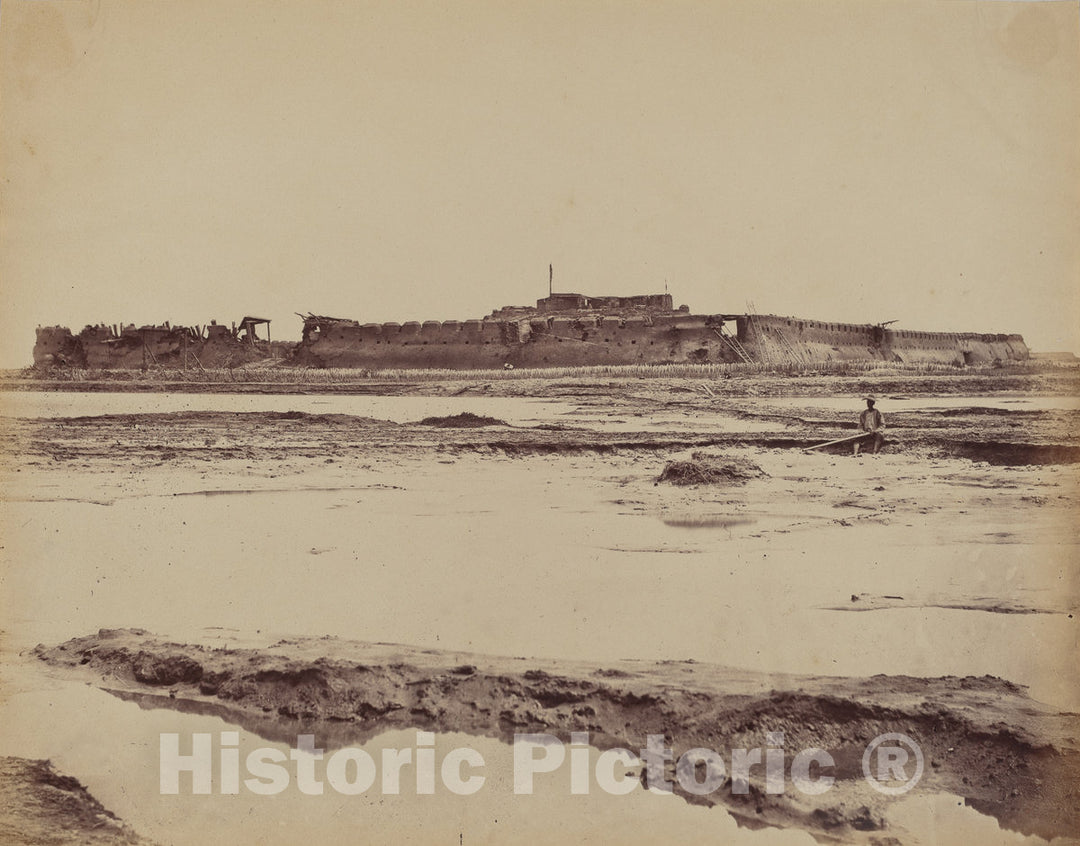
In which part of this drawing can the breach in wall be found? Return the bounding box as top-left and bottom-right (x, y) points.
(33, 293), (1029, 371)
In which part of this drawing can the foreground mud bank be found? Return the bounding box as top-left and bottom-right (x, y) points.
(0, 756), (153, 845)
(34, 630), (1080, 842)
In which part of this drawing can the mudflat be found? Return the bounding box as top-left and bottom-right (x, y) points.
(1, 366), (1078, 844)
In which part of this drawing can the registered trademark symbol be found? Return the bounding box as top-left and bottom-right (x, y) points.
(862, 733), (924, 795)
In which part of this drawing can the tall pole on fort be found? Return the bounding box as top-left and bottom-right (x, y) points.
(549, 264), (553, 297)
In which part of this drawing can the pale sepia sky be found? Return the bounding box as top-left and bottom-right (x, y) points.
(1, 0), (1077, 366)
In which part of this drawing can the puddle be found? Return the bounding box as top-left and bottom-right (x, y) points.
(0, 655), (820, 846)
(1, 653), (1063, 845)
(885, 792), (1059, 846)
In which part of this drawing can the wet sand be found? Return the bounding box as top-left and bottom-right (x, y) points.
(1, 370), (1078, 843)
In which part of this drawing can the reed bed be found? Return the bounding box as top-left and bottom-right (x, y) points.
(15, 358), (1048, 384)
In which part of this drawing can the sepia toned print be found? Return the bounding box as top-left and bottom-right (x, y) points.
(1, 1), (1078, 844)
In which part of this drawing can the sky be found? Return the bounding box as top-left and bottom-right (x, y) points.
(1, 0), (1078, 366)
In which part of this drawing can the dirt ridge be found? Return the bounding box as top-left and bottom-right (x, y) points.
(0, 756), (155, 845)
(33, 629), (1080, 842)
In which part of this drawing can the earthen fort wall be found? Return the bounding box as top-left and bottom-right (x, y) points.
(34, 297), (1031, 369)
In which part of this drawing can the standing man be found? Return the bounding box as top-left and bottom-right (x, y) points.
(854, 397), (885, 456)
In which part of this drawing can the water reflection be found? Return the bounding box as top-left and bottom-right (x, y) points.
(660, 514), (758, 530)
(2, 658), (821, 846)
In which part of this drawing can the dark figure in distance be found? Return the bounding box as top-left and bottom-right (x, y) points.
(854, 397), (885, 456)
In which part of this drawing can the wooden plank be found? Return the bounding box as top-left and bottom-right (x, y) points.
(803, 432), (870, 452)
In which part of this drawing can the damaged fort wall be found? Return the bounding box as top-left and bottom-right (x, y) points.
(886, 329), (965, 366)
(32, 320), (282, 369)
(35, 297), (1031, 371)
(33, 327), (84, 367)
(291, 314), (752, 368)
(738, 316), (884, 364)
(734, 316), (1030, 367)
(955, 333), (1030, 365)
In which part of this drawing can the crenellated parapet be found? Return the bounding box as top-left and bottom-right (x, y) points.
(35, 295), (1031, 370)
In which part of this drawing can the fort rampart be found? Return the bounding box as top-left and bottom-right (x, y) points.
(33, 294), (1030, 370)
(33, 318), (282, 368)
(291, 307), (1029, 369)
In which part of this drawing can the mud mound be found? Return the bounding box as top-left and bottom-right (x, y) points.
(36, 629), (1080, 842)
(0, 757), (153, 845)
(657, 452), (766, 486)
(417, 412), (508, 427)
